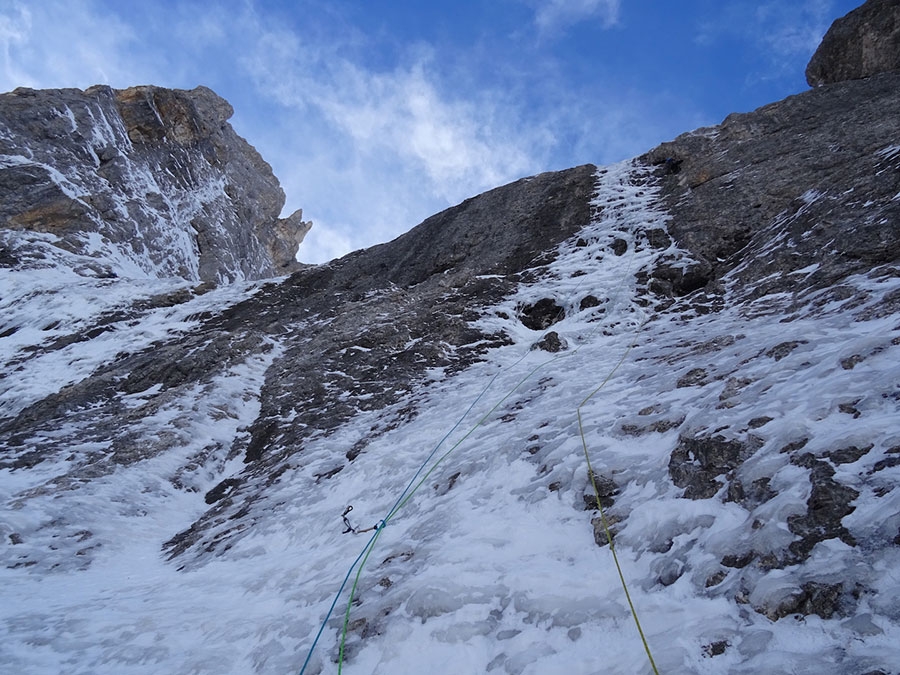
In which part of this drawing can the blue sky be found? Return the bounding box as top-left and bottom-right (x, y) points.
(1, 0), (861, 263)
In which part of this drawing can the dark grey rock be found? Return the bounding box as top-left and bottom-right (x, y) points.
(676, 367), (708, 388)
(721, 552), (754, 569)
(705, 571), (727, 588)
(726, 476), (776, 510)
(839, 400), (863, 418)
(841, 354), (866, 370)
(204, 478), (242, 504)
(766, 341), (805, 361)
(519, 298), (566, 331)
(583, 471), (619, 511)
(871, 456), (900, 473)
(718, 377), (752, 406)
(344, 165), (596, 289)
(806, 0), (900, 86)
(669, 435), (758, 500)
(646, 228), (672, 249)
(651, 258), (711, 297)
(787, 453), (859, 561)
(702, 640), (729, 657)
(757, 582), (851, 621)
(591, 514), (621, 548)
(611, 238), (628, 256)
(620, 414), (685, 437)
(827, 444), (873, 464)
(641, 71), (900, 306)
(531, 331), (567, 352)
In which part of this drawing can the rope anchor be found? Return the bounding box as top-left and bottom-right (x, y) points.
(341, 505), (379, 534)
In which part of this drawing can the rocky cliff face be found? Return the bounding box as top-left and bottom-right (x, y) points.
(0, 84), (309, 282)
(806, 0), (900, 86)
(1, 3), (899, 675)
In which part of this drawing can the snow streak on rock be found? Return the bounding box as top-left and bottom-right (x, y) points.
(0, 85), (307, 283)
(0, 269), (264, 418)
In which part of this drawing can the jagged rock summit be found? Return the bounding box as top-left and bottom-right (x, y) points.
(0, 84), (309, 282)
(2, 3), (900, 674)
(806, 0), (900, 85)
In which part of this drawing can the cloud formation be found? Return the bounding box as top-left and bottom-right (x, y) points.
(695, 0), (837, 78)
(532, 0), (621, 35)
(0, 1), (163, 90)
(230, 7), (573, 261)
(754, 0), (835, 58)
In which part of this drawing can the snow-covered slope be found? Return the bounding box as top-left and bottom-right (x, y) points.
(2, 4), (900, 672)
(2, 156), (899, 674)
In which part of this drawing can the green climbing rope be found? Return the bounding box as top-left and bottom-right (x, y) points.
(321, 183), (664, 673)
(577, 323), (660, 675)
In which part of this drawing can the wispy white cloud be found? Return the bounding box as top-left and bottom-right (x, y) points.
(0, 0), (163, 91)
(532, 0), (621, 36)
(312, 63), (538, 202)
(0, 4), (30, 87)
(753, 0), (834, 58)
(296, 217), (357, 266)
(234, 10), (552, 261)
(695, 0), (836, 80)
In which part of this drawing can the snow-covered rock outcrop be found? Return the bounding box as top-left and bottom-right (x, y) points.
(0, 84), (309, 283)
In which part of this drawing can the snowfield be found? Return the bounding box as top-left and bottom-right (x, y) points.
(2, 162), (899, 674)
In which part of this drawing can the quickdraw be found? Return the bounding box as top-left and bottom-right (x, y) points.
(341, 505), (378, 534)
